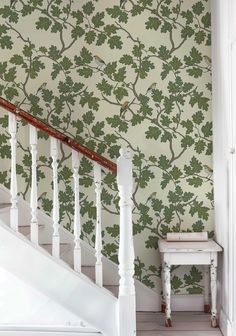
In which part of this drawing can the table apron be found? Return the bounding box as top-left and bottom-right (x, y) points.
(164, 252), (213, 265)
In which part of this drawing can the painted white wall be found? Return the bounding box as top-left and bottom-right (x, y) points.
(212, 1), (236, 335)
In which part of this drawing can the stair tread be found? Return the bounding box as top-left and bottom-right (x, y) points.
(18, 224), (44, 236)
(41, 243), (69, 246)
(20, 224), (44, 227)
(0, 203), (11, 209)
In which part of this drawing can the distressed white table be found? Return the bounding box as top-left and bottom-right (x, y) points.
(158, 239), (223, 328)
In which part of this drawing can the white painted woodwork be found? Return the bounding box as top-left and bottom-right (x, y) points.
(161, 263), (166, 308)
(212, 1), (236, 335)
(72, 150), (81, 273)
(8, 113), (18, 232)
(0, 219), (118, 336)
(117, 148), (136, 336)
(50, 137), (60, 258)
(159, 240), (222, 253)
(159, 239), (222, 328)
(167, 232), (208, 242)
(0, 184), (216, 313)
(163, 261), (171, 321)
(230, 17), (236, 336)
(0, 266), (89, 327)
(0, 331), (100, 336)
(210, 254), (218, 327)
(168, 253), (212, 266)
(29, 126), (38, 244)
(203, 265), (210, 308)
(93, 162), (103, 287)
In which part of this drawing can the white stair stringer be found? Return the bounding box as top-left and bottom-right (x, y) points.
(0, 332), (101, 336)
(0, 220), (118, 336)
(0, 327), (101, 336)
(0, 266), (97, 330)
(0, 184), (161, 312)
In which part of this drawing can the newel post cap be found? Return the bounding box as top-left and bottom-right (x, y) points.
(119, 147), (132, 159)
(117, 147), (133, 187)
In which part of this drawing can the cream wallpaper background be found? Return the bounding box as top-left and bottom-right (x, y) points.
(0, 0), (212, 294)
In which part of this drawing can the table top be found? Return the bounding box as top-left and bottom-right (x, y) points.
(158, 239), (223, 253)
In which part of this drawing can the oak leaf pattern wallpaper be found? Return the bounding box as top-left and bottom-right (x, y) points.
(0, 0), (212, 294)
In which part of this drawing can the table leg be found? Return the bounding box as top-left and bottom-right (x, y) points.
(163, 261), (172, 327)
(210, 259), (218, 327)
(203, 265), (210, 313)
(161, 260), (166, 313)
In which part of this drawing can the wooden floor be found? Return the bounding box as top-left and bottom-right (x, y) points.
(136, 312), (222, 336)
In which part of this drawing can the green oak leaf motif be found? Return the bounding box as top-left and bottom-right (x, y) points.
(0, 0), (212, 296)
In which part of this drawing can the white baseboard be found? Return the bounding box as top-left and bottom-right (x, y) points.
(220, 308), (228, 336)
(137, 293), (206, 312)
(220, 308), (234, 336)
(0, 326), (100, 336)
(171, 294), (205, 311)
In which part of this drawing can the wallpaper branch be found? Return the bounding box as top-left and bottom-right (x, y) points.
(0, 0), (212, 294)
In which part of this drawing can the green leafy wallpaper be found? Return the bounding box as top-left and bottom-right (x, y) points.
(0, 0), (212, 294)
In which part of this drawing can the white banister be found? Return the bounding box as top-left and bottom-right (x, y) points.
(29, 125), (38, 244)
(50, 137), (60, 258)
(117, 148), (136, 336)
(94, 162), (103, 287)
(72, 150), (81, 272)
(8, 113), (18, 232)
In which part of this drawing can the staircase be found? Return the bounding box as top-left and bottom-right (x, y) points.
(0, 97), (137, 336)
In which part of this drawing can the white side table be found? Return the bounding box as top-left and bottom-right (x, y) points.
(158, 239), (223, 328)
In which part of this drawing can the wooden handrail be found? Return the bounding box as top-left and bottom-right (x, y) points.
(0, 97), (117, 172)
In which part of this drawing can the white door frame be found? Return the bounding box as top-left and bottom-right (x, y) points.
(212, 1), (236, 335)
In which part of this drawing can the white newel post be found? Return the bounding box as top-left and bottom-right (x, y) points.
(117, 148), (136, 336)
(50, 137), (60, 258)
(29, 125), (38, 244)
(94, 162), (103, 287)
(72, 150), (81, 272)
(8, 113), (18, 232)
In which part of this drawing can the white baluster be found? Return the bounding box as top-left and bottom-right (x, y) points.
(163, 261), (172, 327)
(72, 150), (81, 272)
(94, 162), (103, 287)
(117, 148), (136, 336)
(8, 113), (18, 232)
(29, 125), (38, 244)
(50, 137), (60, 258)
(210, 255), (218, 327)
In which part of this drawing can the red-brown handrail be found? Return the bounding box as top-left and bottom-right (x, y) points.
(0, 97), (117, 172)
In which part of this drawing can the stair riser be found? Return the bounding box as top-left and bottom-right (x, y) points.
(19, 226), (44, 236)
